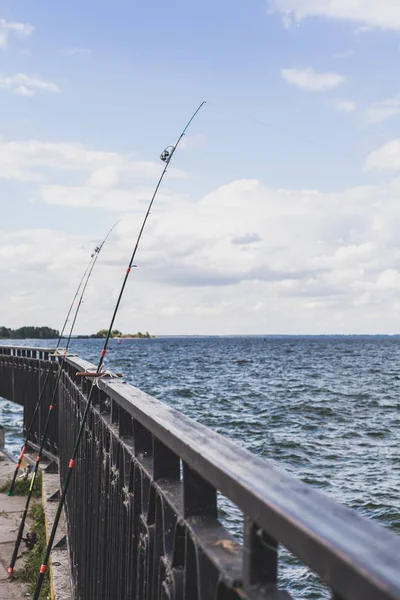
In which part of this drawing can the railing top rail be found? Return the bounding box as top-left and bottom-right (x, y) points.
(0, 345), (55, 352)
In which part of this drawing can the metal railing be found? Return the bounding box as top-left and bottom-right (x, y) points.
(0, 345), (400, 600)
(0, 346), (59, 456)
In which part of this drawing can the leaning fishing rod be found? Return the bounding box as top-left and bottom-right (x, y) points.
(7, 247), (97, 496)
(7, 222), (117, 577)
(32, 101), (206, 599)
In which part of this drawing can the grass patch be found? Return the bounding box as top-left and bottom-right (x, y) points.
(16, 502), (50, 599)
(0, 471), (42, 498)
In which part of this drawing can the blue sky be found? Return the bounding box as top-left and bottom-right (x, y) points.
(2, 1), (400, 334)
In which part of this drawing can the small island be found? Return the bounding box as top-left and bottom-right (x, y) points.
(88, 329), (153, 339)
(0, 326), (59, 339)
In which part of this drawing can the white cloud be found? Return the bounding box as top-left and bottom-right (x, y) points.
(87, 166), (120, 188)
(364, 139), (400, 171)
(4, 175), (400, 333)
(0, 228), (119, 330)
(0, 73), (59, 96)
(281, 67), (345, 92)
(5, 136), (400, 334)
(0, 136), (184, 183)
(0, 18), (34, 49)
(365, 94), (400, 123)
(5, 175), (400, 334)
(39, 185), (183, 211)
(376, 269), (400, 290)
(334, 100), (356, 112)
(268, 0), (400, 31)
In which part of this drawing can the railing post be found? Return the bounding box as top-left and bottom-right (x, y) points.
(243, 517), (278, 590)
(118, 407), (133, 439)
(133, 420), (152, 457)
(153, 439), (180, 480)
(183, 462), (217, 518)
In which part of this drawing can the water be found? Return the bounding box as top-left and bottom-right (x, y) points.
(1, 336), (400, 597)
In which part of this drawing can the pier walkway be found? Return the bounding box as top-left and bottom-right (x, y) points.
(0, 449), (31, 600)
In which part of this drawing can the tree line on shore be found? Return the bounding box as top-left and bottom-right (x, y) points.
(0, 326), (59, 339)
(0, 326), (152, 339)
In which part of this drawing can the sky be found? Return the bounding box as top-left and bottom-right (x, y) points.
(2, 0), (400, 335)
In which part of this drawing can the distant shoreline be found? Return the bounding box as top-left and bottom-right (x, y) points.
(1, 333), (400, 340)
(0, 326), (59, 340)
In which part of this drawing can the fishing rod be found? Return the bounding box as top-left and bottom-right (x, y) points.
(8, 221), (117, 577)
(7, 247), (96, 496)
(32, 101), (206, 599)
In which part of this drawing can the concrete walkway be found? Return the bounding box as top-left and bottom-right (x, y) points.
(0, 450), (33, 599)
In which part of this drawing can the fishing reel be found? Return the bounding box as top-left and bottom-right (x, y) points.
(160, 145), (175, 163)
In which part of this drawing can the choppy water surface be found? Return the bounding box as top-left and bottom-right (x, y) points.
(1, 336), (400, 598)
